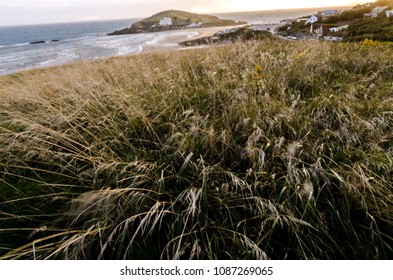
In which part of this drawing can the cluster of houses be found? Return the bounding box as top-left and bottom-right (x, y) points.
(364, 6), (393, 18)
(186, 22), (203, 28)
(281, 9), (345, 41)
(295, 9), (340, 25)
(217, 28), (238, 35)
(151, 17), (173, 28)
(152, 16), (203, 29)
(159, 17), (172, 26)
(282, 5), (393, 42)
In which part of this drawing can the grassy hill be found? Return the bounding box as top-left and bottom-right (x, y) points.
(322, 0), (393, 41)
(140, 10), (225, 24)
(326, 0), (393, 22)
(345, 16), (393, 41)
(279, 0), (393, 41)
(1, 38), (392, 260)
(109, 10), (242, 35)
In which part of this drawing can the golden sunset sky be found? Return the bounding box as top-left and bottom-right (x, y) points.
(0, 0), (370, 26)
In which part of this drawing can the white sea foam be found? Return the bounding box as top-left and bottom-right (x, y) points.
(13, 42), (30, 47)
(146, 35), (159, 45)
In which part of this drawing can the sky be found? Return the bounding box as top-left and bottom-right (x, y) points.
(0, 0), (366, 26)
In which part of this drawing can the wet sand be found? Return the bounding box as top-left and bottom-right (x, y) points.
(185, 26), (241, 39)
(141, 25), (245, 53)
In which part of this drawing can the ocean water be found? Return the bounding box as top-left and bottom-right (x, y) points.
(0, 7), (341, 75)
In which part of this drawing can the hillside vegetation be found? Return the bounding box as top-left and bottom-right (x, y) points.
(326, 0), (393, 41)
(345, 16), (393, 41)
(140, 10), (226, 24)
(180, 27), (272, 46)
(279, 0), (393, 41)
(0, 38), (392, 260)
(325, 0), (393, 22)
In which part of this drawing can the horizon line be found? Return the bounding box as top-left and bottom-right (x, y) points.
(0, 5), (353, 28)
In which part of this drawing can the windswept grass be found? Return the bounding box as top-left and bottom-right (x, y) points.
(0, 38), (392, 259)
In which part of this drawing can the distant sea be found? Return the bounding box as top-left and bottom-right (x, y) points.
(0, 7), (346, 75)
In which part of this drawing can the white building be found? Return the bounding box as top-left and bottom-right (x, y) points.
(324, 36), (343, 42)
(371, 6), (388, 18)
(329, 25), (349, 32)
(187, 22), (203, 28)
(386, 10), (393, 18)
(311, 24), (328, 35)
(323, 10), (338, 17)
(159, 17), (172, 26)
(217, 28), (237, 35)
(307, 15), (318, 24)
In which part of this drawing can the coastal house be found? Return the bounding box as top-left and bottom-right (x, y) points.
(371, 6), (388, 18)
(217, 28), (237, 35)
(306, 15), (318, 24)
(323, 10), (339, 17)
(187, 22), (203, 28)
(324, 35), (344, 42)
(187, 22), (202, 28)
(386, 10), (393, 18)
(159, 17), (172, 26)
(311, 24), (329, 35)
(329, 25), (349, 32)
(314, 10), (338, 19)
(287, 33), (306, 40)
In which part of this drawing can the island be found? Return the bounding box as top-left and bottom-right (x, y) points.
(108, 10), (246, 35)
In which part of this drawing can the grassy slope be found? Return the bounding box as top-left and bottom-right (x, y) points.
(109, 10), (238, 35)
(282, 0), (393, 41)
(140, 10), (221, 24)
(134, 10), (237, 30)
(0, 39), (392, 260)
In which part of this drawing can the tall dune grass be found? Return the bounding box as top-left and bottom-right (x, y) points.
(0, 38), (392, 259)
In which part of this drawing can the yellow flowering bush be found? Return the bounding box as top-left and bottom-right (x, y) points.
(362, 38), (378, 46)
(255, 65), (263, 75)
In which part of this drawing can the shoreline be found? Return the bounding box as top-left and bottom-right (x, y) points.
(139, 24), (282, 53)
(0, 25), (282, 76)
(0, 26), (247, 75)
(139, 25), (247, 51)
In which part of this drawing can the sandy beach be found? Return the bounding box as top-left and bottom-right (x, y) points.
(186, 26), (242, 39)
(138, 26), (219, 52)
(141, 25), (241, 52)
(141, 23), (283, 53)
(140, 25), (248, 53)
(188, 23), (280, 39)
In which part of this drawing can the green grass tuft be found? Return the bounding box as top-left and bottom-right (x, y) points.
(1, 38), (392, 259)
